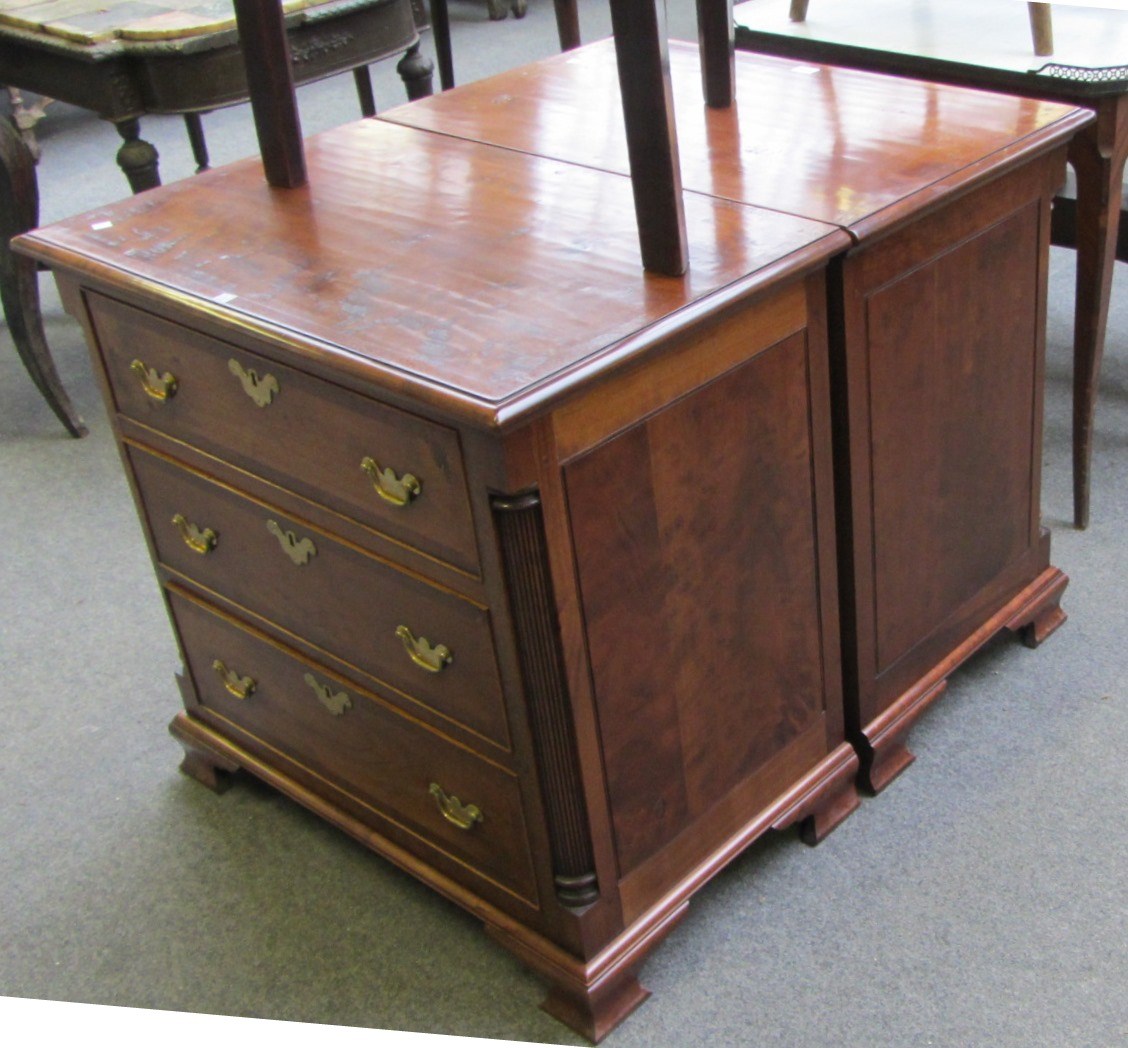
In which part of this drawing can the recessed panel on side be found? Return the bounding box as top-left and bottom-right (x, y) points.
(866, 204), (1040, 676)
(564, 333), (830, 876)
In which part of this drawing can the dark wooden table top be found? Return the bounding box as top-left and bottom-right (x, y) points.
(16, 117), (847, 427)
(381, 38), (1091, 242)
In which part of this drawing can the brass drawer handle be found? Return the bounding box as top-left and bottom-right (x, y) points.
(360, 456), (421, 507)
(429, 782), (483, 831)
(130, 359), (178, 401)
(171, 513), (217, 554)
(303, 672), (352, 716)
(265, 519), (316, 565)
(228, 358), (279, 407)
(212, 659), (255, 700)
(395, 625), (452, 673)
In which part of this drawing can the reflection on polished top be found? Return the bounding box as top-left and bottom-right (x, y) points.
(734, 0), (1128, 81)
(18, 39), (1091, 428)
(382, 38), (1082, 237)
(20, 119), (846, 423)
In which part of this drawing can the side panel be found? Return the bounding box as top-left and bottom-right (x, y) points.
(835, 155), (1061, 736)
(564, 315), (839, 879)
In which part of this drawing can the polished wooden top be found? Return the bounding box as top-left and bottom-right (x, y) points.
(735, 0), (1128, 92)
(382, 38), (1090, 241)
(17, 119), (846, 426)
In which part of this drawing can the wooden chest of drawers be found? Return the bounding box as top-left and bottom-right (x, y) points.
(16, 40), (1088, 1042)
(20, 119), (862, 1039)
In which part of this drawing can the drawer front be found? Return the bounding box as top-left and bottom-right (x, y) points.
(128, 445), (510, 749)
(87, 292), (479, 573)
(169, 589), (538, 904)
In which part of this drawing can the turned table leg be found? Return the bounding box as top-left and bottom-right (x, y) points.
(1065, 94), (1128, 529)
(0, 116), (86, 436)
(396, 43), (435, 102)
(114, 117), (161, 192)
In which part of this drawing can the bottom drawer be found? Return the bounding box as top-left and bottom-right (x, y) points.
(168, 588), (539, 905)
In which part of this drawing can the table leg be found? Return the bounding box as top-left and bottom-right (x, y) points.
(353, 66), (377, 116)
(428, 0), (455, 90)
(554, 0), (581, 50)
(114, 117), (161, 193)
(0, 117), (86, 436)
(1065, 95), (1128, 528)
(183, 113), (210, 172)
(396, 43), (435, 102)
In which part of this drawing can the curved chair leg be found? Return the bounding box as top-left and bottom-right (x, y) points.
(1066, 96), (1128, 528)
(0, 116), (86, 437)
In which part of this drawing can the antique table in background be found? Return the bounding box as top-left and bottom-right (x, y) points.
(0, 0), (435, 436)
(734, 0), (1128, 529)
(0, 0), (434, 191)
(16, 36), (1086, 1041)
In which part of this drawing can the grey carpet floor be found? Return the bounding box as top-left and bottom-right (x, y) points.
(2, 2), (1127, 1045)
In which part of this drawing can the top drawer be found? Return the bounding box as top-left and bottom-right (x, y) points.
(86, 292), (480, 573)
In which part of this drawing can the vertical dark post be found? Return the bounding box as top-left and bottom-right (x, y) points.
(697, 0), (734, 108)
(608, 0), (689, 276)
(232, 0), (306, 188)
(430, 0), (456, 89)
(553, 0), (582, 50)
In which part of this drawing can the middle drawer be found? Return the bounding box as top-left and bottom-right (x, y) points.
(128, 444), (511, 751)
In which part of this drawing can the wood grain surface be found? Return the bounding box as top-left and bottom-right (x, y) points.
(565, 329), (832, 874)
(17, 119), (845, 424)
(381, 38), (1088, 234)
